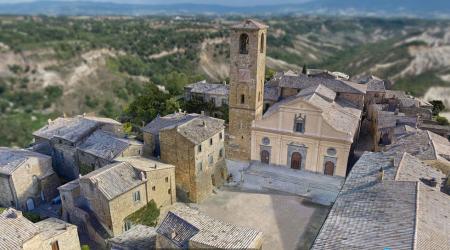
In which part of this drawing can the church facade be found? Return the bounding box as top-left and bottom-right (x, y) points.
(227, 20), (364, 177)
(251, 85), (362, 177)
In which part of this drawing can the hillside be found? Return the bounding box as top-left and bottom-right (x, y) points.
(1, 15), (450, 147)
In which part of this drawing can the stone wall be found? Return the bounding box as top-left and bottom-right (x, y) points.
(339, 92), (365, 109)
(228, 25), (267, 161)
(109, 184), (147, 236)
(40, 223), (81, 250)
(0, 175), (13, 207)
(10, 155), (58, 210)
(160, 126), (225, 202)
(52, 142), (79, 180)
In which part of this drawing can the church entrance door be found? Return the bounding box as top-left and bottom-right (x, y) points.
(324, 161), (335, 176)
(260, 150), (270, 164)
(291, 152), (302, 170)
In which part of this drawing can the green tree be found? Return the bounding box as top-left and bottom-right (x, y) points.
(302, 64), (308, 75)
(436, 116), (449, 125)
(430, 100), (446, 116)
(123, 84), (174, 126)
(125, 200), (160, 227)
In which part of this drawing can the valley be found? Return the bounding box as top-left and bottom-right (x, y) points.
(1, 15), (450, 147)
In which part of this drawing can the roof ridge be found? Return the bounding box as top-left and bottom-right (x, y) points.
(394, 152), (408, 181)
(425, 130), (439, 160)
(412, 181), (420, 250)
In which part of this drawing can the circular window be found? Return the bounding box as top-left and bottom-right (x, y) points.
(262, 137), (270, 145)
(327, 148), (337, 156)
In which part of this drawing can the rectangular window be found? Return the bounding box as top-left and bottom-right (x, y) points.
(219, 132), (223, 140)
(124, 221), (132, 231)
(219, 148), (224, 158)
(133, 191), (140, 202)
(152, 186), (156, 191)
(240, 94), (245, 104)
(165, 177), (169, 183)
(51, 241), (59, 250)
(209, 138), (213, 145)
(198, 144), (202, 153)
(168, 188), (171, 194)
(295, 122), (304, 133)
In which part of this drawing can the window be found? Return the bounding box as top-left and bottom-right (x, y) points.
(219, 132), (223, 140)
(219, 148), (224, 158)
(208, 155), (214, 166)
(211, 97), (216, 104)
(260, 33), (265, 53)
(209, 138), (213, 145)
(258, 91), (261, 102)
(132, 191), (140, 202)
(221, 99), (227, 106)
(124, 221), (132, 231)
(165, 177), (169, 183)
(51, 241), (60, 250)
(239, 33), (249, 54)
(198, 144), (202, 153)
(152, 186), (156, 191)
(241, 94), (245, 104)
(168, 188), (171, 194)
(197, 162), (203, 171)
(327, 148), (337, 156)
(294, 114), (306, 133)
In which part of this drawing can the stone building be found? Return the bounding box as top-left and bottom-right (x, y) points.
(264, 70), (367, 111)
(312, 151), (449, 249)
(158, 114), (226, 202)
(0, 148), (59, 211)
(156, 206), (263, 249)
(358, 75), (387, 107)
(367, 104), (419, 151)
(77, 130), (143, 175)
(251, 84), (362, 177)
(32, 115), (123, 180)
(142, 112), (198, 157)
(58, 157), (175, 241)
(184, 80), (229, 108)
(227, 19), (268, 161)
(0, 208), (80, 250)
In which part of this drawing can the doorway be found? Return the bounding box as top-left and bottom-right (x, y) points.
(260, 150), (270, 164)
(291, 152), (302, 170)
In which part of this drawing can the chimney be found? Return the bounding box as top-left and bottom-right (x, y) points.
(140, 171), (147, 181)
(378, 167), (384, 181)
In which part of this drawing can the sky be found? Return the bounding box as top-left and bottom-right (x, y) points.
(0, 0), (311, 5)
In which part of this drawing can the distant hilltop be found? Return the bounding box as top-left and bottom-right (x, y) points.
(1, 0), (450, 18)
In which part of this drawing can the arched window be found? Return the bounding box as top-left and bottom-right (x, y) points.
(260, 33), (265, 53)
(239, 33), (249, 54)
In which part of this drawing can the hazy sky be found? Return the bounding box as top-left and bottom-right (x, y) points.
(0, 0), (311, 5)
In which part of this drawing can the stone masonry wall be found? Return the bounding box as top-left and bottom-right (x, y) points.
(228, 25), (267, 161)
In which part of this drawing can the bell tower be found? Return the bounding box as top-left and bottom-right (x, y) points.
(227, 19), (268, 161)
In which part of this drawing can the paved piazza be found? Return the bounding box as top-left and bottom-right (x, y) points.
(189, 187), (330, 250)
